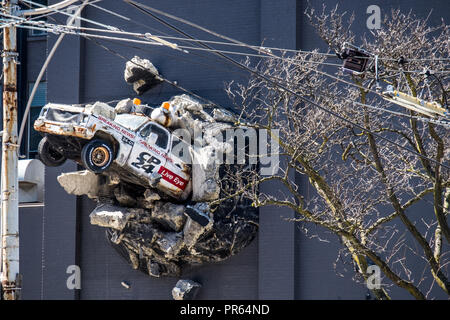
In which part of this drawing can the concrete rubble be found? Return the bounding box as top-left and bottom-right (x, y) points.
(124, 56), (163, 95)
(57, 170), (99, 199)
(172, 280), (202, 300)
(56, 57), (258, 280)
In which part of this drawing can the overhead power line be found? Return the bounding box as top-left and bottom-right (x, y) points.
(6, 10), (448, 129)
(6, 0), (448, 169)
(20, 0), (185, 51)
(17, 1), (241, 116)
(125, 0), (449, 171)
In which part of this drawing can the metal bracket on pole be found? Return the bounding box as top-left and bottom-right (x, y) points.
(1, 50), (20, 65)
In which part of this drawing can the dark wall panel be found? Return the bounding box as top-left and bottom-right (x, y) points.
(258, 0), (297, 300)
(19, 205), (44, 300)
(81, 0), (260, 105)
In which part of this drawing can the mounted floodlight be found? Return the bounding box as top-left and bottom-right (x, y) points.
(338, 43), (372, 75)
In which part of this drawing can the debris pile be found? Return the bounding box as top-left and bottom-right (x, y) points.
(57, 87), (258, 278)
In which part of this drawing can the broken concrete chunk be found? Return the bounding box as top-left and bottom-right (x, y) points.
(185, 204), (211, 227)
(128, 250), (140, 270)
(124, 56), (162, 95)
(170, 94), (215, 123)
(170, 94), (203, 112)
(138, 189), (162, 209)
(106, 171), (121, 186)
(57, 170), (99, 199)
(90, 204), (138, 231)
(191, 146), (221, 202)
(114, 184), (137, 207)
(144, 189), (161, 202)
(147, 260), (162, 277)
(90, 101), (116, 120)
(172, 280), (202, 300)
(213, 108), (236, 123)
(152, 202), (186, 232)
(183, 204), (214, 248)
(125, 56), (159, 82)
(115, 98), (135, 114)
(154, 231), (184, 259)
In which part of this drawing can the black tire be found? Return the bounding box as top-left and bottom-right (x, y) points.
(38, 136), (67, 167)
(81, 139), (114, 173)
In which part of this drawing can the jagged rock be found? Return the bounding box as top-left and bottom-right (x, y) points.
(128, 250), (140, 270)
(191, 146), (221, 202)
(146, 257), (181, 278)
(115, 98), (134, 114)
(141, 189), (161, 208)
(172, 280), (202, 300)
(191, 205), (258, 263)
(154, 231), (184, 259)
(90, 204), (142, 230)
(114, 184), (137, 207)
(148, 260), (162, 277)
(90, 101), (116, 120)
(124, 56), (162, 95)
(152, 202), (186, 232)
(57, 170), (99, 199)
(213, 108), (236, 123)
(103, 170), (121, 187)
(185, 203), (212, 227)
(183, 203), (214, 249)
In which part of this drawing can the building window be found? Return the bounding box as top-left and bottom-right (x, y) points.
(28, 82), (47, 158)
(26, 0), (48, 37)
(29, 27), (47, 37)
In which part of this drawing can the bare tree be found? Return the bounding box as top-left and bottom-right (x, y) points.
(215, 6), (450, 299)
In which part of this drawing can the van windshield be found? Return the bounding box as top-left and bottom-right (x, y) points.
(115, 114), (148, 131)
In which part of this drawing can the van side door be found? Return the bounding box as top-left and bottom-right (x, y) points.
(128, 122), (169, 181)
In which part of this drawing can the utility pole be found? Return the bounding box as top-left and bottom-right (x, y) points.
(0, 0), (82, 300)
(1, 0), (20, 300)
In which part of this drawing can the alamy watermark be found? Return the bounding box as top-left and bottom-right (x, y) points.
(66, 265), (81, 290)
(171, 127), (280, 176)
(366, 5), (381, 30)
(366, 265), (381, 290)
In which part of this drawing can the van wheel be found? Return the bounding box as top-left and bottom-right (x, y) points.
(38, 136), (66, 167)
(81, 139), (114, 173)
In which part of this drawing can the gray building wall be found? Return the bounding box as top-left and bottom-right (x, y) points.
(16, 0), (449, 300)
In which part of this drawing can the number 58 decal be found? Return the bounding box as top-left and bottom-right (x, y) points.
(131, 152), (161, 173)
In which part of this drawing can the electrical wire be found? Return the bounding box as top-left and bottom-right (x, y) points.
(124, 0), (450, 171)
(17, 2), (239, 114)
(7, 12), (449, 75)
(12, 17), (449, 129)
(124, 0), (450, 63)
(18, 0), (94, 151)
(20, 0), (185, 52)
(20, 0), (120, 31)
(9, 1), (450, 66)
(41, 16), (448, 129)
(6, 0), (449, 169)
(18, 3), (446, 128)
